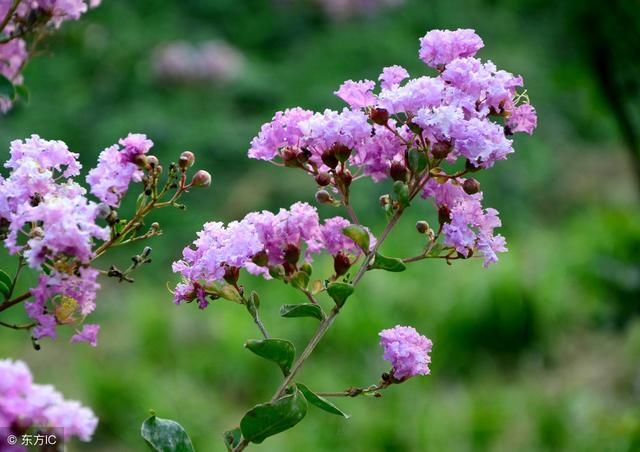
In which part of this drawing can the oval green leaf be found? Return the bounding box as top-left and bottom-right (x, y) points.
(279, 304), (323, 321)
(297, 383), (350, 418)
(408, 149), (427, 173)
(140, 415), (194, 452)
(342, 224), (370, 253)
(290, 271), (309, 290)
(245, 338), (295, 375)
(370, 253), (407, 272)
(0, 280), (10, 299)
(240, 389), (308, 444)
(0, 270), (12, 289)
(327, 282), (354, 308)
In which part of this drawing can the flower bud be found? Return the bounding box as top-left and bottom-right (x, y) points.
(315, 190), (332, 204)
(338, 169), (353, 188)
(146, 155), (159, 169)
(315, 172), (331, 187)
(415, 221), (430, 234)
(379, 194), (390, 207)
(462, 178), (480, 195)
(179, 151), (195, 169)
(438, 205), (451, 224)
(106, 210), (119, 225)
(369, 107), (389, 126)
(283, 244), (300, 265)
(321, 149), (339, 169)
(332, 143), (352, 163)
(191, 170), (212, 188)
(297, 148), (312, 164)
(223, 265), (240, 285)
(282, 147), (300, 168)
(390, 161), (408, 182)
(431, 141), (451, 159)
(252, 250), (269, 267)
(133, 154), (148, 168)
(334, 252), (351, 277)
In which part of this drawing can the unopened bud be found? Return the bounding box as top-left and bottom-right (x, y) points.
(338, 169), (353, 187)
(283, 147), (300, 168)
(297, 148), (311, 164)
(133, 154), (148, 168)
(150, 222), (160, 231)
(252, 250), (269, 267)
(390, 161), (408, 182)
(315, 172), (331, 186)
(334, 252), (351, 277)
(332, 144), (352, 163)
(179, 151), (195, 169)
(283, 244), (300, 265)
(321, 149), (339, 169)
(438, 205), (451, 224)
(415, 221), (430, 234)
(431, 141), (451, 159)
(315, 190), (332, 204)
(379, 194), (390, 207)
(146, 155), (159, 169)
(462, 178), (480, 195)
(106, 210), (119, 225)
(223, 265), (240, 284)
(191, 170), (212, 188)
(370, 108), (389, 126)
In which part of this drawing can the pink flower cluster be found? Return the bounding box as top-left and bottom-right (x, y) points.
(379, 325), (432, 380)
(172, 202), (372, 308)
(0, 359), (98, 443)
(248, 29), (536, 265)
(0, 0), (100, 111)
(0, 134), (151, 343)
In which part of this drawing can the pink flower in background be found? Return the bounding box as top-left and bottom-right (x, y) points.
(0, 359), (98, 442)
(379, 326), (433, 380)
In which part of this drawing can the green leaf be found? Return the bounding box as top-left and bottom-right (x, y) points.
(140, 415), (194, 452)
(240, 389), (308, 444)
(393, 181), (410, 208)
(0, 280), (10, 299)
(408, 149), (427, 173)
(327, 282), (354, 308)
(290, 271), (309, 290)
(13, 84), (29, 104)
(370, 253), (407, 272)
(0, 75), (14, 99)
(342, 224), (370, 253)
(223, 427), (242, 451)
(245, 338), (295, 375)
(297, 383), (350, 418)
(0, 270), (12, 289)
(279, 304), (323, 321)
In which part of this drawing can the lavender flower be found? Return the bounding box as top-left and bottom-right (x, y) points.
(379, 326), (433, 380)
(418, 28), (484, 68)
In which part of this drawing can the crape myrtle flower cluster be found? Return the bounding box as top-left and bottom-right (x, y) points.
(0, 0), (101, 112)
(249, 28), (536, 267)
(160, 28), (536, 452)
(172, 202), (375, 309)
(0, 359), (97, 445)
(0, 133), (209, 345)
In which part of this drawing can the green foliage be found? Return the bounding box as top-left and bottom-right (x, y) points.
(240, 389), (308, 444)
(280, 303), (324, 321)
(342, 224), (371, 253)
(141, 414), (194, 452)
(245, 338), (296, 375)
(297, 383), (350, 418)
(326, 282), (354, 308)
(370, 253), (407, 272)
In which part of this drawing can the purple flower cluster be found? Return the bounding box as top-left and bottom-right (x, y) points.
(0, 134), (153, 343)
(248, 29), (536, 265)
(0, 359), (98, 444)
(0, 0), (100, 111)
(87, 133), (154, 207)
(173, 202), (372, 308)
(379, 325), (433, 380)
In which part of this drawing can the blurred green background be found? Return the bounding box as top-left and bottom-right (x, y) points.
(1, 0), (640, 450)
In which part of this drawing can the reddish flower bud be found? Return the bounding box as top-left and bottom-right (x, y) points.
(315, 190), (332, 204)
(390, 161), (408, 182)
(321, 149), (339, 169)
(370, 108), (389, 126)
(462, 178), (480, 195)
(438, 205), (451, 224)
(252, 250), (269, 267)
(415, 221), (430, 234)
(332, 143), (352, 163)
(223, 265), (239, 285)
(431, 141), (451, 159)
(179, 151), (195, 170)
(334, 252), (351, 277)
(283, 147), (301, 168)
(191, 170), (212, 188)
(283, 244), (300, 265)
(315, 172), (331, 186)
